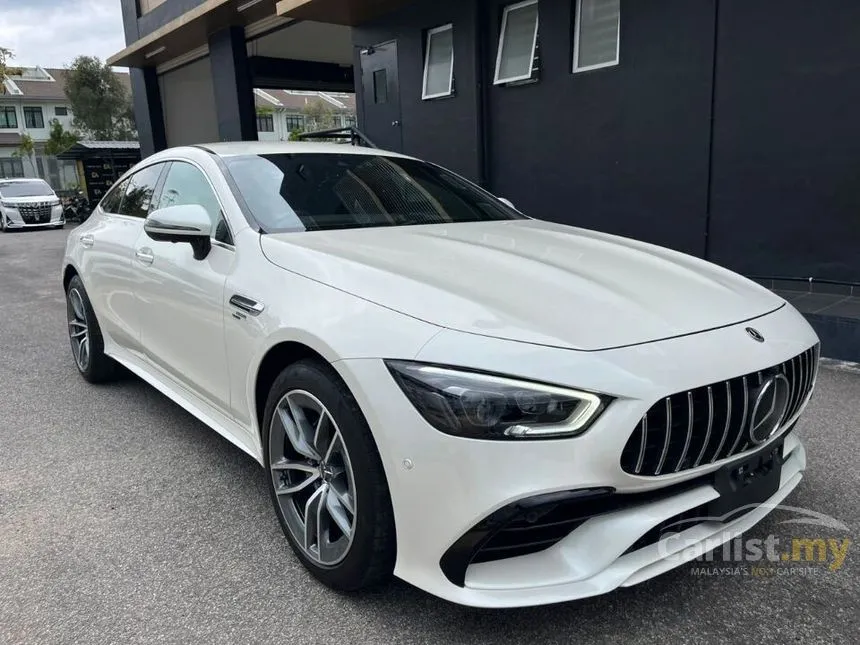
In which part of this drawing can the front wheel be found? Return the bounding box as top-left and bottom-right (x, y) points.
(263, 359), (396, 591)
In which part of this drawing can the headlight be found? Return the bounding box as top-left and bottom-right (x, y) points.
(385, 361), (610, 440)
(0, 201), (14, 209)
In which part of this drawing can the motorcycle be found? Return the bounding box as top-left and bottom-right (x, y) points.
(62, 191), (92, 224)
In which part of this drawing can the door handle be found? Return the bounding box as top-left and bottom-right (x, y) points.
(135, 248), (155, 266)
(229, 294), (265, 316)
(392, 120), (401, 127)
(80, 234), (94, 248)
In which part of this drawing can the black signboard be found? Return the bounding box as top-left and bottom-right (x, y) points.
(82, 158), (135, 204)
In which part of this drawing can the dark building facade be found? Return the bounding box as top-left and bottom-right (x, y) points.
(353, 0), (860, 285)
(111, 0), (860, 358)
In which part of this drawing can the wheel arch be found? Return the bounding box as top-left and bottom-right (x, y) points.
(62, 263), (79, 292)
(253, 340), (334, 440)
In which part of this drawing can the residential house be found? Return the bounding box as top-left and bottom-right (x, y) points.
(0, 66), (132, 188)
(254, 89), (356, 141)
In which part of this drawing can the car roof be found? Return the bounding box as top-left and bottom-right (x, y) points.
(188, 141), (413, 159)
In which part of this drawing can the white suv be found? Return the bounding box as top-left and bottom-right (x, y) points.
(0, 178), (64, 231)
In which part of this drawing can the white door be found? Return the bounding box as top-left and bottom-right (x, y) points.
(80, 163), (165, 356)
(133, 161), (236, 417)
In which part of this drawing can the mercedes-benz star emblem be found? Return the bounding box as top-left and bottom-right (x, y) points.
(748, 374), (790, 445)
(746, 327), (765, 343)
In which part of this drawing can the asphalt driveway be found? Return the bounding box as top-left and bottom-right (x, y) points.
(1, 227), (857, 644)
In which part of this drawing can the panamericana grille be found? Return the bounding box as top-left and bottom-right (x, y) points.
(18, 202), (53, 224)
(621, 344), (819, 477)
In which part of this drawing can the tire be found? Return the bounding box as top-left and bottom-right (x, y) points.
(263, 359), (396, 591)
(66, 275), (117, 383)
(0, 215), (6, 232)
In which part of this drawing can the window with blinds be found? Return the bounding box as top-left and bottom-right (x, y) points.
(423, 24), (455, 99)
(573, 0), (620, 72)
(494, 0), (540, 85)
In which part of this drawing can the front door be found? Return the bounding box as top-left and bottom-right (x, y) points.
(360, 41), (403, 152)
(133, 161), (235, 417)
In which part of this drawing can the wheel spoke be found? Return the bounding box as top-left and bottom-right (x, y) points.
(70, 328), (87, 339)
(79, 338), (89, 368)
(275, 472), (320, 496)
(304, 484), (326, 552)
(70, 290), (85, 320)
(328, 478), (355, 515)
(324, 486), (353, 537)
(313, 412), (330, 456)
(69, 320), (87, 330)
(281, 394), (321, 460)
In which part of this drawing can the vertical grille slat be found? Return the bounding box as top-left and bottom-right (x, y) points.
(654, 398), (672, 475)
(634, 414), (648, 475)
(622, 345), (819, 476)
(692, 386), (714, 467)
(674, 392), (695, 473)
(710, 381), (732, 463)
(727, 375), (749, 456)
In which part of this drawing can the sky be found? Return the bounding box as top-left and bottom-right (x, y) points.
(0, 0), (126, 69)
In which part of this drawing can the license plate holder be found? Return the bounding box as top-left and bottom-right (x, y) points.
(707, 440), (783, 521)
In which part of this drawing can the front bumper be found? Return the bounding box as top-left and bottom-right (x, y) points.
(335, 304), (818, 607)
(2, 206), (64, 228)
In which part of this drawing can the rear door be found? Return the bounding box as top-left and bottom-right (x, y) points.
(79, 163), (165, 356)
(360, 41), (403, 152)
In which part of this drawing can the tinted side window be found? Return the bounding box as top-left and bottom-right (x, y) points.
(157, 162), (231, 244)
(118, 164), (164, 218)
(100, 178), (129, 214)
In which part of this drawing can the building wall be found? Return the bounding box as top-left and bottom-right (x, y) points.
(159, 57), (220, 147)
(707, 0), (860, 283)
(353, 0), (484, 182)
(0, 100), (80, 187)
(355, 0), (860, 282)
(484, 0), (714, 256)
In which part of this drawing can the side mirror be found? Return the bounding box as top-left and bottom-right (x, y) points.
(498, 197), (516, 210)
(144, 204), (212, 260)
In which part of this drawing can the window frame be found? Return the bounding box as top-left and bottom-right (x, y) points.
(23, 106), (45, 129)
(422, 23), (455, 100)
(116, 162), (168, 219)
(55, 106), (68, 116)
(156, 159), (235, 247)
(284, 114), (305, 131)
(256, 113), (274, 133)
(572, 0), (621, 73)
(494, 0), (540, 86)
(0, 158), (25, 179)
(0, 106), (18, 129)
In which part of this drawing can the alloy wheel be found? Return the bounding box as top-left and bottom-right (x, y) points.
(269, 390), (357, 566)
(67, 288), (90, 371)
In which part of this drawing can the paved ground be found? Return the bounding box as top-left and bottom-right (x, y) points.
(0, 228), (857, 645)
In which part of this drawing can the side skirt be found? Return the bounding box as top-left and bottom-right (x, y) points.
(106, 343), (264, 466)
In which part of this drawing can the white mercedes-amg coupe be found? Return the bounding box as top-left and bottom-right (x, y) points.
(62, 142), (819, 607)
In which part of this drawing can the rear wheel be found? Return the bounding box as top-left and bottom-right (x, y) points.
(263, 359), (396, 591)
(66, 275), (117, 383)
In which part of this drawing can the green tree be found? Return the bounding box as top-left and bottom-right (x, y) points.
(0, 47), (21, 95)
(302, 99), (336, 131)
(65, 56), (136, 140)
(44, 119), (80, 156)
(12, 134), (37, 176)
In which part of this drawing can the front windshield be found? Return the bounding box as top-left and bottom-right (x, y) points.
(222, 153), (526, 233)
(0, 180), (54, 198)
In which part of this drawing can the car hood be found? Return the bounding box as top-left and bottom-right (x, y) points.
(260, 219), (784, 351)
